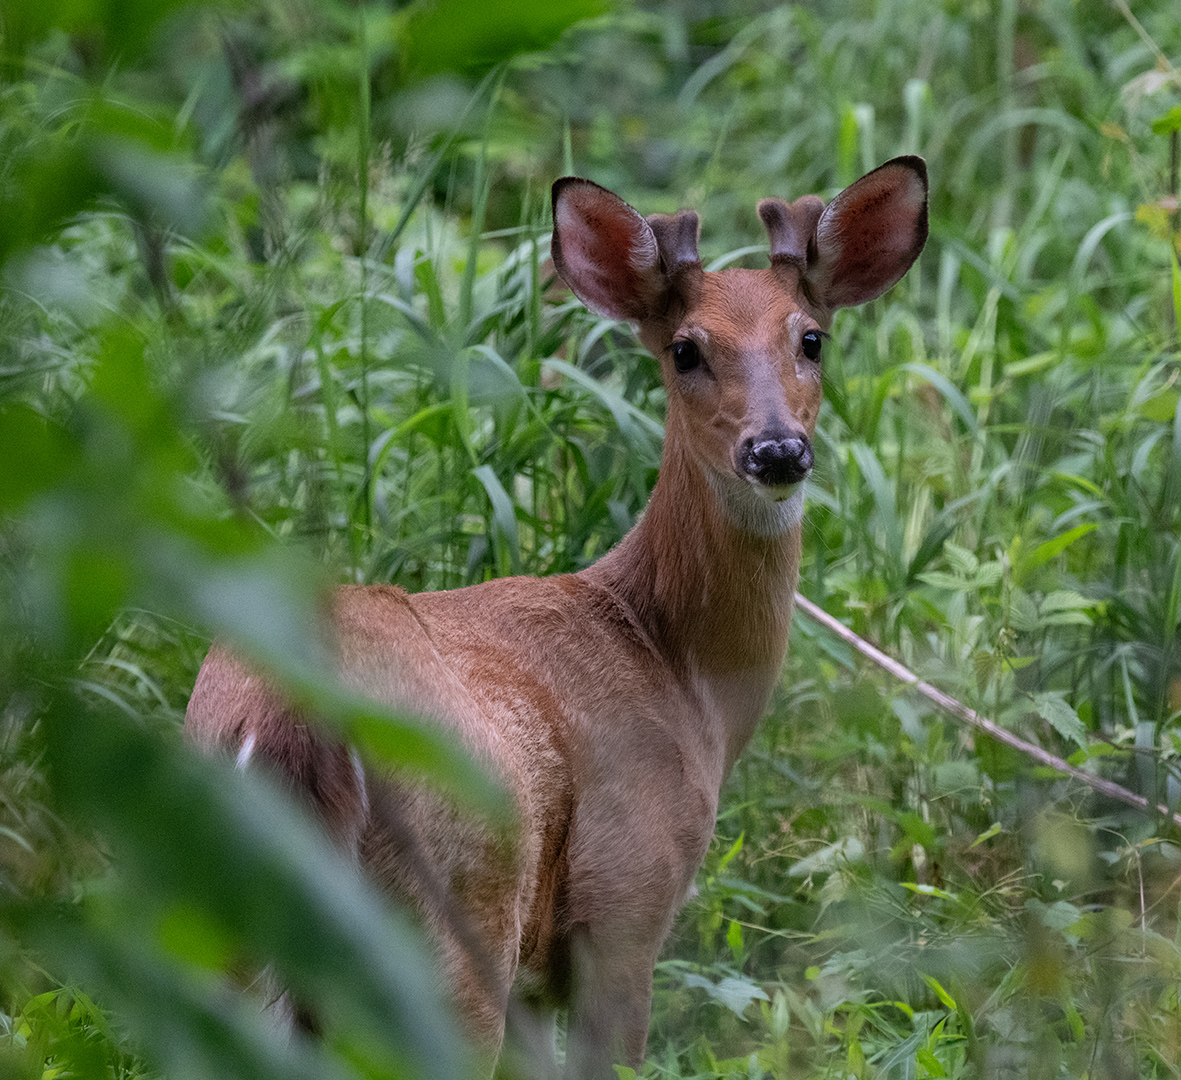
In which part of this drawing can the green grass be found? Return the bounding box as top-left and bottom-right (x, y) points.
(2, 0), (1181, 1077)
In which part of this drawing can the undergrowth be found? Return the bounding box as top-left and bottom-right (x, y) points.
(1, 0), (1181, 1077)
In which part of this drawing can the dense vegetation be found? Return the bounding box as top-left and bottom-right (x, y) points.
(2, 0), (1180, 1076)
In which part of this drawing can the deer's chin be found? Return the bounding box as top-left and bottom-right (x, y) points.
(706, 469), (808, 536)
(746, 476), (806, 503)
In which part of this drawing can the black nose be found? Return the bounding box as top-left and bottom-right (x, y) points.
(738, 431), (813, 486)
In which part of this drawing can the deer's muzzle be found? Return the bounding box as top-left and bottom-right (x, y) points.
(738, 430), (814, 487)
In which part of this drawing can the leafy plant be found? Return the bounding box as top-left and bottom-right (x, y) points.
(3, 0), (1181, 1077)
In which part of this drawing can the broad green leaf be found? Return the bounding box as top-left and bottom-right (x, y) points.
(726, 919), (744, 963)
(876, 1029), (926, 1073)
(1067, 741), (1122, 766)
(1027, 897), (1083, 932)
(717, 832), (744, 872)
(1139, 387), (1180, 423)
(0, 139), (102, 262)
(943, 541), (978, 577)
(917, 571), (968, 591)
(1039, 590), (1094, 627)
(975, 561), (1003, 588)
(681, 974), (769, 1019)
(90, 135), (210, 235)
(1152, 105), (1181, 135)
(345, 696), (509, 818)
(0, 0), (221, 60)
(1008, 588), (1039, 631)
(1039, 611), (1093, 628)
(0, 405), (74, 511)
(1040, 590), (1092, 613)
(906, 490), (987, 582)
(788, 837), (864, 877)
(469, 345), (528, 405)
(894, 812), (937, 851)
(155, 902), (236, 971)
(915, 1046), (947, 1076)
(930, 760), (980, 798)
(922, 976), (957, 1009)
(1034, 693), (1086, 746)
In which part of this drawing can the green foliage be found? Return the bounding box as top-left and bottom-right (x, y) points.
(2, 0), (1181, 1077)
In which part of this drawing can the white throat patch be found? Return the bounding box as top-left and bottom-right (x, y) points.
(707, 470), (806, 537)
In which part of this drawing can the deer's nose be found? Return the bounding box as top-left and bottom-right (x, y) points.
(738, 430), (813, 487)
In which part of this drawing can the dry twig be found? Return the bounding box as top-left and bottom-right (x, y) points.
(793, 593), (1181, 830)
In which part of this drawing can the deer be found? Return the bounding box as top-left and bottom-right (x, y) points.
(185, 156), (928, 1078)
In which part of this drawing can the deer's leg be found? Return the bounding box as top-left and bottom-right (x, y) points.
(494, 998), (561, 1080)
(361, 782), (529, 1065)
(435, 926), (515, 1061)
(564, 922), (659, 1079)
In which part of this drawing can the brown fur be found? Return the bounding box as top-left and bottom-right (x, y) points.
(186, 158), (928, 1079)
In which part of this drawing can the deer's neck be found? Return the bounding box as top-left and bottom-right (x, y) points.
(582, 423), (802, 768)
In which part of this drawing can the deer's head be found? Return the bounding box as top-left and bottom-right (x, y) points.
(552, 158), (928, 535)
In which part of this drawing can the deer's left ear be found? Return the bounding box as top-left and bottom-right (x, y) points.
(551, 178), (667, 322)
(804, 156), (929, 311)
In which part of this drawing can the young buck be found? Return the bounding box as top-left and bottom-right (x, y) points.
(186, 157), (928, 1077)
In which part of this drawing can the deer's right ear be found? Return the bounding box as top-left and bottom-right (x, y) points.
(552, 178), (665, 322)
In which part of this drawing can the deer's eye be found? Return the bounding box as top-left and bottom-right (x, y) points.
(671, 339), (702, 373)
(801, 330), (823, 361)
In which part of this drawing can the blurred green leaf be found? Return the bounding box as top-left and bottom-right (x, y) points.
(900, 362), (978, 434)
(399, 0), (608, 80)
(1151, 106), (1181, 135)
(1025, 524), (1097, 570)
(38, 699), (475, 1080)
(1173, 251), (1181, 349)
(16, 904), (359, 1080)
(344, 693), (510, 819)
(0, 140), (103, 263)
(1, 0), (205, 60)
(0, 406), (75, 511)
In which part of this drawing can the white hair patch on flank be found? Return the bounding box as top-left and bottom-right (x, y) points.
(351, 748), (370, 819)
(235, 732), (257, 772)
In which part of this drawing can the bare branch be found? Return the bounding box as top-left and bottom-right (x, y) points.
(793, 593), (1181, 829)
